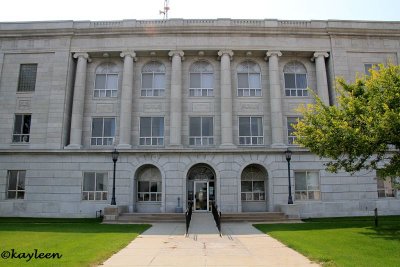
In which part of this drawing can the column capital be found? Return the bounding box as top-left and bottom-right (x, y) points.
(73, 52), (91, 62)
(312, 52), (329, 61)
(265, 50), (282, 60)
(120, 51), (137, 61)
(168, 50), (185, 58)
(218, 50), (234, 60)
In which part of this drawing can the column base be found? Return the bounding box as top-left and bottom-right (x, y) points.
(117, 144), (132, 149)
(219, 143), (236, 149)
(64, 144), (82, 149)
(271, 143), (287, 148)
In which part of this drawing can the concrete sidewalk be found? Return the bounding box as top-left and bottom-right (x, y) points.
(100, 213), (320, 267)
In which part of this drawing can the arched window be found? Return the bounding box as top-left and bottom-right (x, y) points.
(137, 165), (162, 202)
(283, 61), (308, 97)
(141, 61), (165, 97)
(241, 165), (266, 201)
(237, 61), (261, 97)
(189, 61), (214, 97)
(94, 63), (119, 97)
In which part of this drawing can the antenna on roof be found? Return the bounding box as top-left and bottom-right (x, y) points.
(159, 0), (170, 20)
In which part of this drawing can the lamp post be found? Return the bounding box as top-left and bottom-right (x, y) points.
(111, 148), (119, 205)
(284, 148), (294, 204)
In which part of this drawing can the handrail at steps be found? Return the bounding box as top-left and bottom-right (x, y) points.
(185, 202), (193, 237)
(211, 202), (222, 237)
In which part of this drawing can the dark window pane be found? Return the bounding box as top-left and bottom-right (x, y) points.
(239, 117), (251, 136)
(14, 115), (23, 134)
(238, 73), (249, 88)
(95, 74), (106, 89)
(284, 73), (295, 88)
(8, 191), (16, 199)
(96, 173), (107, 191)
(142, 73), (153, 88)
(190, 117), (201, 136)
(190, 73), (201, 88)
(107, 74), (118, 89)
(22, 115), (31, 134)
(18, 64), (37, 92)
(83, 172), (95, 191)
(8, 171), (18, 190)
(202, 117), (213, 136)
(92, 118), (103, 137)
(241, 181), (252, 192)
(152, 117), (164, 137)
(103, 118), (115, 137)
(138, 181), (149, 192)
(140, 118), (151, 137)
(296, 74), (307, 88)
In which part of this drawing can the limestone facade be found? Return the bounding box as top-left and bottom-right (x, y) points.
(0, 19), (399, 218)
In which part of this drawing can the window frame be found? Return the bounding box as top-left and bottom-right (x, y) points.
(90, 117), (116, 146)
(189, 61), (214, 97)
(141, 61), (166, 97)
(17, 64), (37, 92)
(376, 171), (398, 198)
(137, 166), (162, 202)
(238, 116), (264, 146)
(189, 116), (214, 147)
(294, 171), (321, 201)
(7, 170), (26, 200)
(82, 172), (108, 201)
(241, 166), (266, 202)
(12, 114), (31, 143)
(364, 63), (380, 76)
(287, 116), (300, 145)
(94, 66), (119, 98)
(237, 61), (262, 97)
(139, 117), (165, 146)
(283, 61), (308, 97)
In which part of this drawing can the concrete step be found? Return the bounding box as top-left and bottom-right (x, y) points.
(105, 212), (292, 223)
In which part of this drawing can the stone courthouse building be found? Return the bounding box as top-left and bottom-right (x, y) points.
(0, 18), (399, 218)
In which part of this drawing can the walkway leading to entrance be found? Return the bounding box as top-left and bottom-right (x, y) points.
(100, 213), (320, 267)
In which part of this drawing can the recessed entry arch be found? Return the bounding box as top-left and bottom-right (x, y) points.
(240, 164), (269, 212)
(186, 163), (216, 212)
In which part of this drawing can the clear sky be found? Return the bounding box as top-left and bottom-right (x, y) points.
(2, 0), (400, 22)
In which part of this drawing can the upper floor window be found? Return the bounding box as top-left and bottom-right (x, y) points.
(141, 61), (165, 97)
(287, 117), (300, 145)
(237, 61), (261, 97)
(82, 172), (108, 201)
(140, 117), (164, 146)
(284, 61), (308, 97)
(94, 63), (119, 98)
(376, 170), (398, 198)
(189, 61), (214, 97)
(239, 116), (263, 145)
(18, 64), (37, 92)
(7, 170), (26, 199)
(189, 117), (214, 146)
(364, 63), (380, 76)
(13, 114), (31, 143)
(91, 117), (115, 146)
(295, 171), (320, 200)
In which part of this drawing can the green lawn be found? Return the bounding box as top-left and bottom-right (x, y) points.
(255, 216), (400, 267)
(0, 218), (150, 267)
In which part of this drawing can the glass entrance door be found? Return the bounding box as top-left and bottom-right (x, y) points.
(194, 181), (208, 211)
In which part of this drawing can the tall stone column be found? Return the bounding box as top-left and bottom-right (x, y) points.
(67, 52), (90, 149)
(168, 51), (184, 146)
(266, 51), (285, 147)
(313, 52), (330, 105)
(218, 50), (234, 147)
(118, 51), (136, 149)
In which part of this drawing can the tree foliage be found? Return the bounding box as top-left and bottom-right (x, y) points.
(294, 64), (400, 177)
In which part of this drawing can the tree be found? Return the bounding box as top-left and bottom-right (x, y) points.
(294, 63), (400, 177)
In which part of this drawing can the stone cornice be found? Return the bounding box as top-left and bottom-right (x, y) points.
(1, 19), (400, 39)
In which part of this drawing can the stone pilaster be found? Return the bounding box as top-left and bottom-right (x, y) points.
(168, 51), (184, 146)
(218, 50), (234, 147)
(266, 51), (285, 147)
(67, 52), (90, 149)
(312, 52), (330, 105)
(118, 51), (136, 149)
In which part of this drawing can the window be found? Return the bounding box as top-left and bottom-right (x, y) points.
(17, 64), (37, 92)
(295, 171), (320, 200)
(287, 117), (300, 145)
(284, 61), (308, 97)
(82, 172), (108, 200)
(141, 61), (165, 97)
(7, 170), (26, 199)
(137, 166), (162, 202)
(241, 165), (265, 201)
(239, 117), (263, 145)
(376, 171), (397, 198)
(140, 117), (164, 146)
(189, 61), (214, 97)
(364, 63), (380, 76)
(237, 61), (261, 97)
(13, 114), (31, 143)
(94, 63), (119, 97)
(189, 117), (214, 146)
(91, 118), (115, 146)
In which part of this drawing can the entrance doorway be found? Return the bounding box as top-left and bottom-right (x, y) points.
(187, 164), (216, 212)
